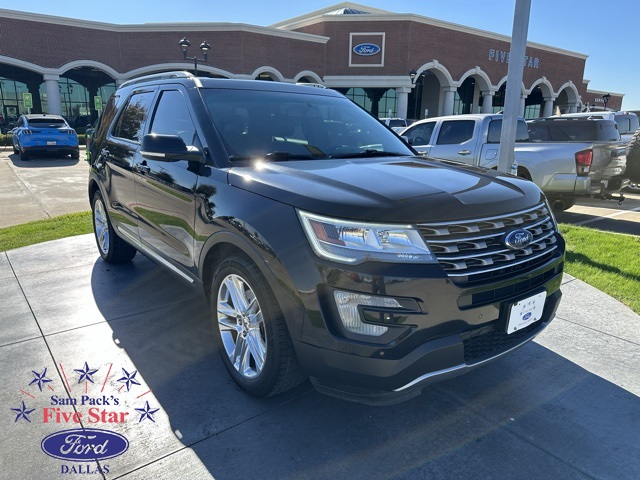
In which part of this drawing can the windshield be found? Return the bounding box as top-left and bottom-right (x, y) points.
(202, 89), (414, 161)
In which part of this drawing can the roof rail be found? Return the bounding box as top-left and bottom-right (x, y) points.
(296, 82), (328, 89)
(119, 71), (195, 89)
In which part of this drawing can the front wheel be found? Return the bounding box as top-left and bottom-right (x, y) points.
(211, 254), (306, 397)
(91, 191), (137, 263)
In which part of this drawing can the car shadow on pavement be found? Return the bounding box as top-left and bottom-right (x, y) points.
(8, 153), (80, 168)
(87, 256), (640, 480)
(556, 210), (640, 236)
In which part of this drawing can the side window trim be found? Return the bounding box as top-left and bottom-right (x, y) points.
(149, 86), (200, 147)
(110, 87), (158, 144)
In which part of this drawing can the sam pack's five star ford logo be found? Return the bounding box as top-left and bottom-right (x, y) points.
(9, 361), (160, 475)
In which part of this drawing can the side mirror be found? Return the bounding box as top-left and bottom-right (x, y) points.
(140, 134), (204, 162)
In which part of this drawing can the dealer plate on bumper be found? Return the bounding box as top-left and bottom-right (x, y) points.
(506, 291), (546, 334)
(46, 141), (56, 145)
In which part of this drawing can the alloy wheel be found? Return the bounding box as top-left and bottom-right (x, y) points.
(216, 274), (267, 379)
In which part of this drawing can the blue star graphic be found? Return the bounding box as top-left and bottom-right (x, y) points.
(135, 401), (159, 423)
(29, 367), (53, 392)
(74, 362), (99, 384)
(117, 368), (141, 392)
(11, 401), (35, 423)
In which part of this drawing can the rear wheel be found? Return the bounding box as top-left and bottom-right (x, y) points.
(20, 149), (29, 161)
(211, 254), (306, 397)
(91, 191), (137, 263)
(548, 197), (576, 212)
(71, 149), (80, 160)
(12, 143), (19, 154)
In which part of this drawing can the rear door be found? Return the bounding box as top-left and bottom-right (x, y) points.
(99, 88), (157, 241)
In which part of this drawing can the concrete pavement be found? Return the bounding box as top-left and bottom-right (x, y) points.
(2, 234), (639, 479)
(0, 146), (90, 228)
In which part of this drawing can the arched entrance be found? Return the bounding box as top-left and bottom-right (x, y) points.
(554, 83), (580, 114)
(409, 62), (454, 120)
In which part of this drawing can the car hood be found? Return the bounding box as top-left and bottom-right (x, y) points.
(227, 157), (544, 223)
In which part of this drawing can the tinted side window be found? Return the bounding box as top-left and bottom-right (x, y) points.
(527, 124), (550, 142)
(149, 90), (197, 145)
(113, 91), (155, 143)
(404, 122), (435, 146)
(614, 115), (638, 134)
(487, 119), (530, 143)
(436, 120), (474, 145)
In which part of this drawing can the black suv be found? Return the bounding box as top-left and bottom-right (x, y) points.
(88, 72), (565, 404)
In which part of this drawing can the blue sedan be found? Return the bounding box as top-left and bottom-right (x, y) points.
(11, 114), (80, 161)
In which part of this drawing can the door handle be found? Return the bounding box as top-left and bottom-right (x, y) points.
(458, 150), (471, 156)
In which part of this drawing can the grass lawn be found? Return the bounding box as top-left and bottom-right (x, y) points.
(0, 211), (92, 253)
(0, 213), (638, 314)
(558, 223), (640, 314)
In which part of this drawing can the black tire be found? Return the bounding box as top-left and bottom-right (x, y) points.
(12, 143), (19, 154)
(211, 254), (306, 397)
(20, 149), (30, 161)
(625, 129), (640, 183)
(91, 191), (137, 263)
(548, 196), (576, 212)
(517, 167), (532, 181)
(71, 149), (80, 160)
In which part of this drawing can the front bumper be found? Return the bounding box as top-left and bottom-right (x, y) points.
(289, 246), (564, 405)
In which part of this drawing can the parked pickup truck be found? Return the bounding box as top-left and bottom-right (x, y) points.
(400, 114), (628, 211)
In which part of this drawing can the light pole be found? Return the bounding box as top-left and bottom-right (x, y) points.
(602, 93), (611, 111)
(179, 37), (211, 76)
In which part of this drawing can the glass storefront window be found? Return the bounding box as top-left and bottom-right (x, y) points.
(0, 78), (29, 125)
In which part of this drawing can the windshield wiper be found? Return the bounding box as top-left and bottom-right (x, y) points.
(228, 152), (318, 162)
(331, 150), (411, 159)
(265, 151), (317, 161)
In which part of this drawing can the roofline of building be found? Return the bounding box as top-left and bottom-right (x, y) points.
(587, 89), (624, 97)
(0, 8), (330, 44)
(271, 3), (588, 60)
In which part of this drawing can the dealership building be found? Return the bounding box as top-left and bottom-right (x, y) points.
(0, 2), (624, 129)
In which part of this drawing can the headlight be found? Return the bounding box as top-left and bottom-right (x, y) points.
(297, 210), (437, 264)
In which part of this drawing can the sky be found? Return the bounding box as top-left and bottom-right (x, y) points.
(3, 0), (639, 109)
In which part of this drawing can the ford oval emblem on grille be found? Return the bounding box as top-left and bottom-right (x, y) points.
(503, 229), (533, 250)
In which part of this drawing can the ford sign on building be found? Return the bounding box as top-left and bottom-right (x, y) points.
(353, 43), (381, 56)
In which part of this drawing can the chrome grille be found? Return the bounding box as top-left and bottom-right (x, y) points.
(418, 203), (558, 281)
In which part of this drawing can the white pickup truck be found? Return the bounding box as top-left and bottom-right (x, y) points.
(400, 113), (628, 210)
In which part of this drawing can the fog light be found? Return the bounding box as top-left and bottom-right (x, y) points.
(333, 290), (402, 336)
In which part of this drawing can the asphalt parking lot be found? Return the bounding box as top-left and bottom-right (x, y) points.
(1, 148), (640, 479)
